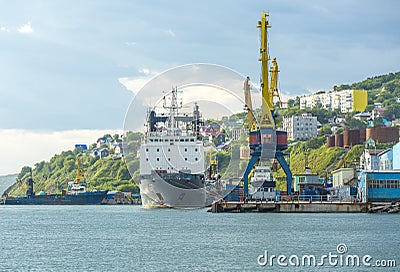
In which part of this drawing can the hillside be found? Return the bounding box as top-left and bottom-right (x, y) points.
(273, 137), (393, 190)
(277, 71), (400, 123)
(0, 174), (18, 196)
(338, 71), (400, 118)
(7, 132), (142, 196)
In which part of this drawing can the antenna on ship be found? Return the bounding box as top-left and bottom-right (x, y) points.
(163, 86), (183, 130)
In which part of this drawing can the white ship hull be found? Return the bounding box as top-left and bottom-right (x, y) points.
(140, 177), (207, 208)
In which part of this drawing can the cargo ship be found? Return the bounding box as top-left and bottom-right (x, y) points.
(3, 160), (107, 205)
(139, 87), (207, 208)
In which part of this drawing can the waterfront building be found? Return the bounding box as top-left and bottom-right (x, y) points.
(293, 173), (323, 194)
(378, 149), (393, 170)
(300, 89), (367, 113)
(282, 113), (318, 141)
(358, 170), (400, 202)
(331, 168), (357, 188)
(393, 142), (400, 170)
(360, 149), (383, 170)
(330, 168), (358, 201)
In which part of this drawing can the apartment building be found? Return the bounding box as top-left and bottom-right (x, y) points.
(282, 113), (318, 141)
(300, 89), (367, 113)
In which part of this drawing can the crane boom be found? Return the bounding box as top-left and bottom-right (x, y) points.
(76, 157), (85, 184)
(243, 76), (258, 131)
(258, 11), (274, 129)
(269, 58), (282, 109)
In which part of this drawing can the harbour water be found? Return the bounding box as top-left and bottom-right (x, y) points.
(0, 205), (399, 271)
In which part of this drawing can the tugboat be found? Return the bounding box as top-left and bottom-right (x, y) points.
(3, 159), (108, 205)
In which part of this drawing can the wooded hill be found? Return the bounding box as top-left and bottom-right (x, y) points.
(7, 132), (142, 196)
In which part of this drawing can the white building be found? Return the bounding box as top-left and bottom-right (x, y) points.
(282, 113), (318, 141)
(230, 127), (246, 141)
(331, 168), (356, 188)
(360, 149), (383, 170)
(300, 89), (367, 113)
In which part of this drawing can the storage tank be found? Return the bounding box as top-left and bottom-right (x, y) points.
(326, 135), (335, 148)
(343, 129), (361, 147)
(366, 127), (399, 144)
(360, 129), (366, 143)
(334, 133), (343, 147)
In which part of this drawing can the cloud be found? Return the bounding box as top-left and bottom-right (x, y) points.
(18, 22), (33, 33)
(0, 129), (122, 175)
(118, 68), (158, 95)
(163, 28), (176, 37)
(125, 41), (136, 46)
(0, 26), (10, 32)
(177, 85), (245, 118)
(138, 68), (151, 75)
(118, 76), (152, 96)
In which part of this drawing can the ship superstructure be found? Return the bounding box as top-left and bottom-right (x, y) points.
(139, 87), (207, 208)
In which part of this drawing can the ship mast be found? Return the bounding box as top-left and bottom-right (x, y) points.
(163, 86), (182, 130)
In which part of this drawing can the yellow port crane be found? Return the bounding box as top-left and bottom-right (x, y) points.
(242, 11), (292, 197)
(75, 157), (85, 184)
(207, 151), (218, 179)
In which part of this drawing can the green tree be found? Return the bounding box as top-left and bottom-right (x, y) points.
(346, 118), (367, 130)
(319, 124), (332, 135)
(373, 117), (385, 127)
(287, 99), (295, 108)
(365, 105), (374, 112)
(294, 96), (300, 106)
(382, 105), (400, 121)
(17, 166), (32, 181)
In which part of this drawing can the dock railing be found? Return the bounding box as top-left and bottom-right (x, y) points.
(285, 195), (359, 203)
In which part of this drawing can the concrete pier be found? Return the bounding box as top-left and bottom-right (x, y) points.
(210, 200), (368, 213)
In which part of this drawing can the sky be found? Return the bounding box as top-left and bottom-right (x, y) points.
(0, 0), (399, 174)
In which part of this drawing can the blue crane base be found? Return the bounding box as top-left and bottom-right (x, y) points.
(243, 147), (292, 197)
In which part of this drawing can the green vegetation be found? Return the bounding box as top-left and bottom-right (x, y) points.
(273, 137), (349, 190)
(9, 132), (142, 196)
